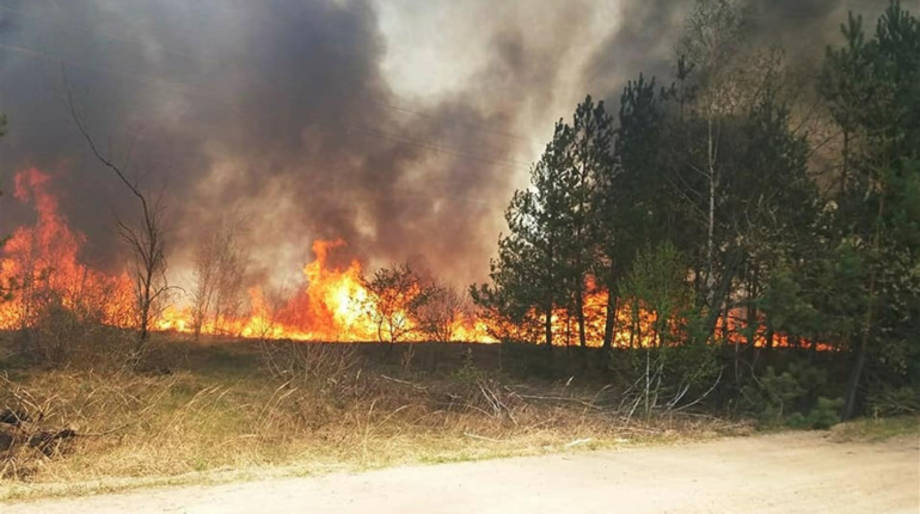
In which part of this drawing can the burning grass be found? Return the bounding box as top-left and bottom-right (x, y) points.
(0, 336), (749, 501)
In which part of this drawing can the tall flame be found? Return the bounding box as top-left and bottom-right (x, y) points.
(0, 168), (135, 330)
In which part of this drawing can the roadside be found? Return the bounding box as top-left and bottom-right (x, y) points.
(3, 429), (917, 514)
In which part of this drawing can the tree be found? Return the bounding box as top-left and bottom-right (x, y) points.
(364, 263), (432, 344)
(191, 221), (248, 338)
(666, 2), (821, 361)
(618, 242), (718, 416)
(415, 285), (465, 342)
(472, 121), (573, 347)
(596, 74), (668, 349)
(818, 1), (920, 419)
(677, 0), (746, 309)
(68, 88), (169, 352)
(561, 96), (614, 348)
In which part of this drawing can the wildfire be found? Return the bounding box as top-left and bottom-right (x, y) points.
(0, 168), (488, 341)
(0, 168), (135, 330)
(0, 168), (826, 350)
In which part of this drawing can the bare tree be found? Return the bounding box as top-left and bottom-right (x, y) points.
(415, 285), (465, 342)
(363, 263), (432, 344)
(67, 87), (168, 350)
(191, 235), (219, 339)
(678, 0), (745, 306)
(191, 221), (248, 338)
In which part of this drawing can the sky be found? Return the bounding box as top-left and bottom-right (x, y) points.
(0, 0), (888, 292)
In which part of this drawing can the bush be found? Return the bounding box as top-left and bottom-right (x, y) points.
(451, 348), (488, 384)
(15, 298), (134, 368)
(611, 342), (722, 417)
(742, 361), (842, 429)
(866, 385), (920, 417)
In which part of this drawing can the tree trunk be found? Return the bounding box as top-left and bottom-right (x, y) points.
(706, 115), (717, 306)
(842, 336), (867, 420)
(544, 303), (553, 349)
(602, 294), (617, 350)
(843, 189), (885, 420)
(138, 279), (151, 348)
(575, 280), (587, 347)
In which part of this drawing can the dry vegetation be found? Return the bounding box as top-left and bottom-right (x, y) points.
(0, 335), (750, 501)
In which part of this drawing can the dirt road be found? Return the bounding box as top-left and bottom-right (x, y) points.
(4, 431), (918, 513)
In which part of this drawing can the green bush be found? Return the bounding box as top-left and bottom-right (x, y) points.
(742, 361), (840, 429)
(866, 386), (920, 417)
(807, 397), (844, 429)
(451, 348), (488, 384)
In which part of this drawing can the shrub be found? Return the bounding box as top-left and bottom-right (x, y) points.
(742, 361), (842, 429)
(451, 348), (487, 384)
(866, 385), (920, 417)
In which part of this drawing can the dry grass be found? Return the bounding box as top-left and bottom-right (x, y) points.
(0, 336), (749, 501)
(828, 415), (920, 443)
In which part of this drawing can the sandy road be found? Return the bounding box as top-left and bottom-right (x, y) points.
(3, 431), (918, 513)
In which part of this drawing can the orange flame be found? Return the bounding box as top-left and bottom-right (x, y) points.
(0, 168), (827, 349)
(0, 168), (136, 330)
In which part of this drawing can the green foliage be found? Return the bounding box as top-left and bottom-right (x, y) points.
(451, 348), (487, 384)
(817, 0), (920, 417)
(619, 242), (691, 345)
(613, 242), (720, 413)
(786, 397), (845, 430)
(471, 1), (918, 422)
(866, 385), (920, 417)
(742, 362), (844, 429)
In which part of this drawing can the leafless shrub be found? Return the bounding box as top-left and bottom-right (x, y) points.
(191, 220), (249, 338)
(415, 286), (467, 342)
(399, 344), (416, 372)
(13, 274), (134, 367)
(260, 341), (361, 386)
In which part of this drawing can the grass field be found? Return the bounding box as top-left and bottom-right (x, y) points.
(0, 335), (757, 500)
(1, 335), (915, 502)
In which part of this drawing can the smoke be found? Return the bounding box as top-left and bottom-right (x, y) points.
(0, 0), (891, 294)
(581, 0), (888, 106)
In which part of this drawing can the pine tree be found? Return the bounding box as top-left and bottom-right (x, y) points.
(562, 96), (614, 348)
(472, 121), (573, 347)
(818, 0), (920, 418)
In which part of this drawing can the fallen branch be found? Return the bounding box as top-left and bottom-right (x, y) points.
(514, 394), (602, 410)
(464, 432), (502, 443)
(564, 437), (593, 448)
(672, 368), (723, 413)
(380, 374), (427, 390)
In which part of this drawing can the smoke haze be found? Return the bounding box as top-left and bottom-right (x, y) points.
(0, 0), (888, 292)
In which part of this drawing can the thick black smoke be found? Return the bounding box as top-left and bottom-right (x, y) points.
(0, 0), (891, 293)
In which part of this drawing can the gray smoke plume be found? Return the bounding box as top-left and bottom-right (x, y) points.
(0, 0), (891, 294)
